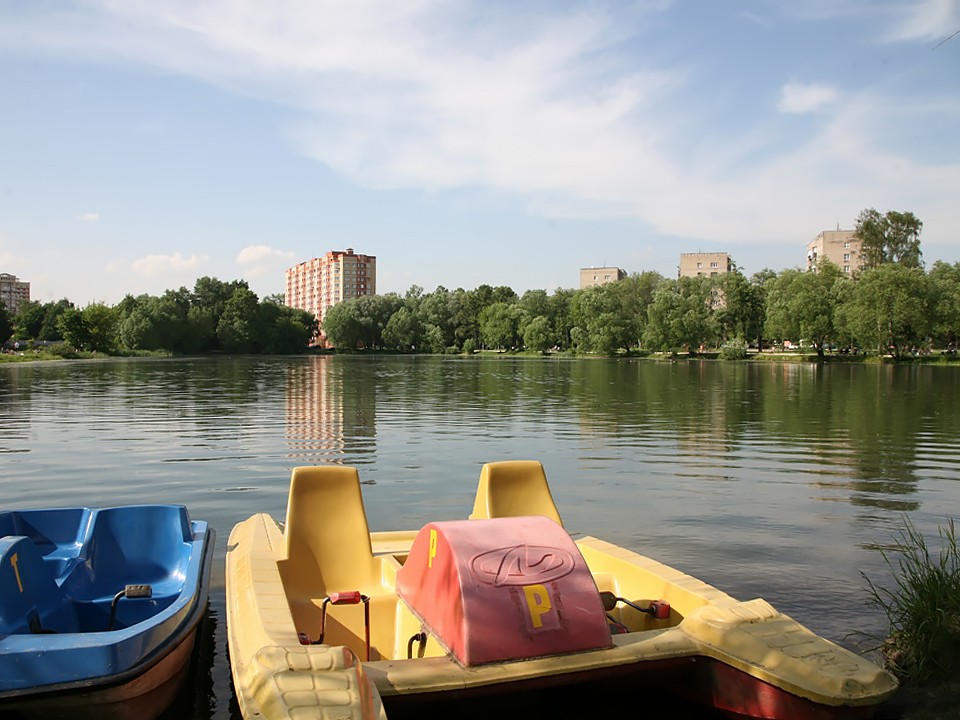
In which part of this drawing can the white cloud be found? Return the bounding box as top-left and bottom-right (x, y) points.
(236, 245), (294, 264)
(881, 0), (960, 43)
(79, 212), (100, 221)
(778, 82), (840, 114)
(1, 1), (957, 254)
(131, 252), (206, 276)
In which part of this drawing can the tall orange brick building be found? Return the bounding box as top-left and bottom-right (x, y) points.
(285, 249), (376, 346)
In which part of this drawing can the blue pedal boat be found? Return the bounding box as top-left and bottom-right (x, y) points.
(0, 504), (214, 720)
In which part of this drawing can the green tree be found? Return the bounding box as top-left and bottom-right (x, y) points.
(12, 300), (45, 340)
(854, 209), (924, 270)
(479, 302), (519, 350)
(217, 287), (260, 354)
(383, 307), (421, 350)
(716, 270), (765, 347)
(117, 294), (185, 352)
(13, 299), (71, 342)
(522, 315), (553, 354)
(40, 300), (72, 341)
(642, 276), (716, 353)
(929, 261), (960, 349)
(549, 288), (576, 350)
(322, 300), (363, 350)
(570, 283), (635, 355)
(351, 294), (403, 349)
(57, 307), (92, 350)
(0, 303), (12, 345)
(840, 264), (931, 356)
(764, 263), (847, 359)
(417, 287), (456, 350)
(257, 302), (316, 353)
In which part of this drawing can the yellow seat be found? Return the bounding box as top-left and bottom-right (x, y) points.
(281, 465), (381, 598)
(470, 460), (563, 527)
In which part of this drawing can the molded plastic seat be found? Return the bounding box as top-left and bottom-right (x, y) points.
(470, 460), (563, 527)
(0, 536), (79, 634)
(62, 505), (191, 602)
(0, 508), (92, 579)
(281, 465), (381, 597)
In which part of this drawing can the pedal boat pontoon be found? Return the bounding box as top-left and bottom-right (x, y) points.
(225, 461), (897, 720)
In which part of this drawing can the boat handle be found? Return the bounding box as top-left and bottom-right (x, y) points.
(107, 584), (154, 631)
(307, 591), (372, 661)
(599, 591), (671, 620)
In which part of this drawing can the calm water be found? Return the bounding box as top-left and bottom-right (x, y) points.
(2, 355), (959, 718)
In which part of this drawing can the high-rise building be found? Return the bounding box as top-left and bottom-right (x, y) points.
(579, 266), (626, 289)
(678, 252), (731, 278)
(806, 230), (862, 275)
(285, 249), (377, 346)
(0, 273), (30, 315)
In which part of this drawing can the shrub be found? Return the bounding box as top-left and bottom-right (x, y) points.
(44, 342), (79, 358)
(862, 517), (960, 683)
(719, 338), (748, 360)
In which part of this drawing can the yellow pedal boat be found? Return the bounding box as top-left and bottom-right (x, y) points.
(225, 461), (898, 720)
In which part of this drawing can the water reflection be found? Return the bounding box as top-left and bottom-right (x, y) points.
(1, 356), (958, 720)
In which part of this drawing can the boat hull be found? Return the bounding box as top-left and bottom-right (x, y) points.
(226, 462), (898, 720)
(0, 505), (215, 720)
(0, 627), (198, 720)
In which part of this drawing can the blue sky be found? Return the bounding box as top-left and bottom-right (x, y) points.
(1, 0), (958, 307)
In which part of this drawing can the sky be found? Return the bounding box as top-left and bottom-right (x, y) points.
(1, 0), (958, 307)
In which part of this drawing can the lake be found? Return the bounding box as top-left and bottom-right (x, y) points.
(2, 355), (958, 718)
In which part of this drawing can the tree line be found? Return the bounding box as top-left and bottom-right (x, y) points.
(1, 208), (956, 359)
(0, 277), (316, 355)
(320, 260), (959, 359)
(322, 209), (956, 359)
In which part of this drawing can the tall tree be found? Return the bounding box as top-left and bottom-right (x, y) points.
(0, 302), (12, 344)
(57, 307), (92, 351)
(479, 302), (520, 350)
(853, 209), (923, 269)
(839, 264), (931, 356)
(383, 307), (422, 351)
(764, 263), (848, 359)
(322, 300), (364, 350)
(642, 276), (716, 353)
(928, 261), (960, 349)
(217, 287), (260, 354)
(716, 270), (765, 346)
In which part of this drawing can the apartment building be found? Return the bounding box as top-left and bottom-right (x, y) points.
(0, 273), (30, 315)
(806, 230), (862, 275)
(579, 266), (626, 289)
(285, 249), (376, 346)
(678, 252), (731, 278)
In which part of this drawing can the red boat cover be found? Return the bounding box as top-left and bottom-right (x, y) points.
(396, 516), (612, 666)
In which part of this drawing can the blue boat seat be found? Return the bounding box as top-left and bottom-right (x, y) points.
(0, 508), (91, 579)
(470, 460), (564, 527)
(280, 466), (381, 598)
(61, 506), (191, 630)
(0, 536), (79, 635)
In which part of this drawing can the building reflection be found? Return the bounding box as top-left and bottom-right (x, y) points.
(285, 357), (346, 461)
(284, 357), (378, 463)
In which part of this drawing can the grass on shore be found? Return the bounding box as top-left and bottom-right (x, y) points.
(862, 517), (960, 684)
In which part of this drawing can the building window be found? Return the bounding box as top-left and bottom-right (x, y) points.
(844, 266), (850, 273)
(843, 253), (850, 261)
(710, 262), (718, 268)
(843, 242), (851, 248)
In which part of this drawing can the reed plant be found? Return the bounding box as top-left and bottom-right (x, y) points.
(862, 517), (960, 683)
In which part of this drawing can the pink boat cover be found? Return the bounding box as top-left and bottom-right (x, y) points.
(396, 516), (612, 666)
